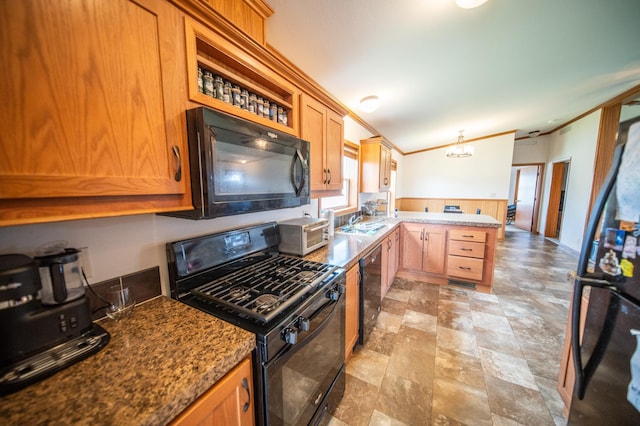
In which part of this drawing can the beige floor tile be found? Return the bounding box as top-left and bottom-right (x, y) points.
(485, 375), (555, 425)
(375, 373), (432, 425)
(376, 311), (403, 333)
(385, 287), (412, 303)
(435, 347), (485, 389)
(478, 347), (539, 390)
(471, 310), (513, 334)
(401, 309), (437, 334)
(432, 377), (492, 426)
(436, 326), (479, 358)
(346, 347), (390, 387)
(368, 409), (408, 426)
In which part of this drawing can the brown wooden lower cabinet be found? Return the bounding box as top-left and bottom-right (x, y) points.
(171, 356), (254, 426)
(397, 222), (498, 292)
(557, 289), (590, 416)
(345, 264), (359, 362)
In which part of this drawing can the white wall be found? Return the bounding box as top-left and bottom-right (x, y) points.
(538, 110), (601, 251)
(509, 135), (551, 204)
(398, 132), (515, 199)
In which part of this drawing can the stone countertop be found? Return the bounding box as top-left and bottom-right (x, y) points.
(396, 211), (502, 227)
(0, 296), (255, 426)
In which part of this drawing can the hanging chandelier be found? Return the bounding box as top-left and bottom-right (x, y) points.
(446, 130), (474, 158)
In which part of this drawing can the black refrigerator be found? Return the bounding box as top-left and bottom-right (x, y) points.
(568, 115), (640, 425)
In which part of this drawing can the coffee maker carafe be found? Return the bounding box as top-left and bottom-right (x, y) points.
(35, 248), (85, 305)
(0, 252), (109, 396)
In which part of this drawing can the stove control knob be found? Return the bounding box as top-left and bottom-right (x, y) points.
(298, 317), (310, 332)
(328, 289), (340, 301)
(283, 328), (297, 345)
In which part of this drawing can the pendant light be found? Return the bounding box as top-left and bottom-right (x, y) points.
(446, 130), (474, 158)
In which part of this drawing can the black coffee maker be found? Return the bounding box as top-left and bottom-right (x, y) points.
(0, 252), (109, 395)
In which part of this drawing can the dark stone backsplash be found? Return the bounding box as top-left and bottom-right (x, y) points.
(86, 266), (161, 320)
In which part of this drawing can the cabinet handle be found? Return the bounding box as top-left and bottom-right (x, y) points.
(172, 145), (182, 182)
(241, 377), (250, 412)
(462, 234), (474, 238)
(323, 168), (327, 184)
(327, 168), (332, 184)
(461, 248), (472, 251)
(420, 229), (424, 240)
(458, 266), (472, 270)
(424, 232), (429, 241)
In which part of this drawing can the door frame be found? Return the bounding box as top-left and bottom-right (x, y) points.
(511, 162), (545, 234)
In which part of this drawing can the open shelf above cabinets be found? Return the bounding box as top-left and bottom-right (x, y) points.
(185, 17), (299, 135)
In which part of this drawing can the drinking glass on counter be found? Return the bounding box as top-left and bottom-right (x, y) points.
(105, 281), (135, 321)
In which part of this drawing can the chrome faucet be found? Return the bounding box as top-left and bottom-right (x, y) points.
(349, 214), (363, 226)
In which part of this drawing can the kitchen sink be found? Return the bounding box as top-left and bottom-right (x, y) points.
(337, 221), (386, 235)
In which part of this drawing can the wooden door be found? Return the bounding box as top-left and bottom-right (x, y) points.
(545, 161), (568, 238)
(514, 166), (539, 231)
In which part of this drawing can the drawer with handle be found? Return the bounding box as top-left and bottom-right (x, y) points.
(447, 255), (483, 281)
(448, 240), (485, 259)
(448, 230), (486, 243)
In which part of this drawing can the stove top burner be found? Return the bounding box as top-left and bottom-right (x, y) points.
(254, 294), (281, 313)
(228, 286), (252, 301)
(189, 254), (337, 323)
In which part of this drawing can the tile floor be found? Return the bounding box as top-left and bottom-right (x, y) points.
(325, 229), (579, 426)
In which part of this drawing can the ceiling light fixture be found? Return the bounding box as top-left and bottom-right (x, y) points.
(528, 130), (541, 138)
(360, 96), (380, 113)
(456, 0), (488, 9)
(446, 130), (474, 158)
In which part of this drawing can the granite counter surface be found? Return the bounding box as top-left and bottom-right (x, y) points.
(1, 296), (255, 426)
(396, 212), (502, 227)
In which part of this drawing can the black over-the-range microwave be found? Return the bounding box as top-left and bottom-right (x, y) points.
(165, 107), (311, 219)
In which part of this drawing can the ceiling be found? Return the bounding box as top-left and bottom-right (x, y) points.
(265, 0), (640, 153)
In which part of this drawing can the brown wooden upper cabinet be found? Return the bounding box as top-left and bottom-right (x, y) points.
(0, 0), (191, 226)
(360, 137), (392, 192)
(300, 94), (344, 193)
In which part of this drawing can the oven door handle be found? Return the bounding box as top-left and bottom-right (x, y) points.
(268, 293), (343, 371)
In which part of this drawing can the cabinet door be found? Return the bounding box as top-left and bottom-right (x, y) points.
(300, 94), (327, 192)
(171, 356), (254, 426)
(1, 0), (186, 200)
(379, 145), (392, 191)
(345, 264), (359, 361)
(423, 226), (445, 275)
(0, 0), (189, 225)
(325, 108), (344, 191)
(400, 223), (424, 271)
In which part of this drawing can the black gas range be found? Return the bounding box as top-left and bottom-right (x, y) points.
(167, 222), (346, 425)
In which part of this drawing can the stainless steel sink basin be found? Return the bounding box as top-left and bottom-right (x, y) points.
(337, 221), (386, 235)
